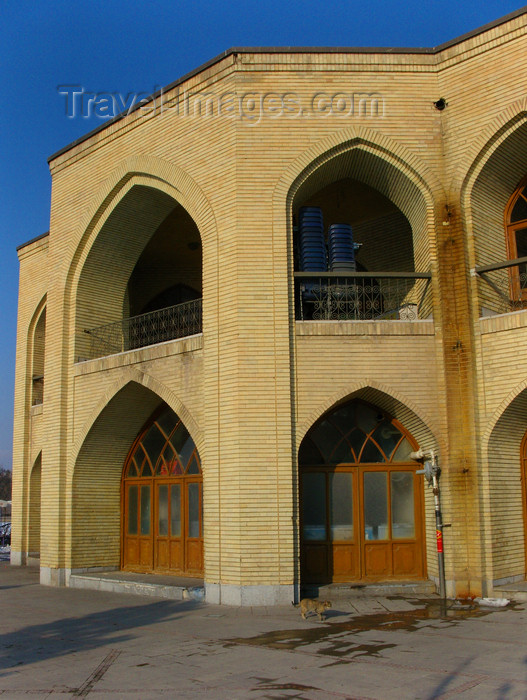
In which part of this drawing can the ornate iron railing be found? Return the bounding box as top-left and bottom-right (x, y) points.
(82, 299), (202, 360)
(474, 256), (527, 315)
(294, 272), (432, 321)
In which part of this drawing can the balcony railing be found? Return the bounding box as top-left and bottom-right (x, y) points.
(82, 298), (202, 361)
(294, 272), (432, 321)
(474, 256), (527, 315)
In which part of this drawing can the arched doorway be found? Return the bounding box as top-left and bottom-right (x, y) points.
(121, 405), (203, 576)
(299, 399), (425, 583)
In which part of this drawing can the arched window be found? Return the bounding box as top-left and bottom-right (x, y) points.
(122, 405), (202, 576)
(505, 179), (527, 301)
(299, 400), (425, 584)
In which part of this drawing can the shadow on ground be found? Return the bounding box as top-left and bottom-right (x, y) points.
(0, 564), (201, 675)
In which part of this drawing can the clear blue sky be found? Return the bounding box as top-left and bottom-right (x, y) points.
(0, 1), (524, 469)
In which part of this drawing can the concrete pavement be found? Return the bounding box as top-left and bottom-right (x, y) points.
(1, 563), (526, 699)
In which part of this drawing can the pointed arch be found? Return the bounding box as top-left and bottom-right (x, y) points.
(61, 156), (217, 363)
(297, 380), (440, 455)
(27, 296), (47, 407)
(70, 379), (202, 570)
(481, 384), (527, 584)
(71, 368), (203, 464)
(460, 107), (527, 313)
(458, 100), (527, 206)
(273, 126), (444, 211)
(483, 378), (527, 446)
(273, 127), (443, 275)
(28, 452), (42, 561)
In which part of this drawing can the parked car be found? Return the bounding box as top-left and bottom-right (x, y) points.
(0, 522), (11, 546)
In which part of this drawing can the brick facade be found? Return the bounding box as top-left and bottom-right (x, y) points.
(11, 8), (527, 602)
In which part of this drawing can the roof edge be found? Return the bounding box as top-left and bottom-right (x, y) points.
(47, 6), (527, 164)
(16, 231), (50, 252)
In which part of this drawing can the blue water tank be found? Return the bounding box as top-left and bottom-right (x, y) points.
(328, 223), (356, 272)
(298, 207), (326, 272)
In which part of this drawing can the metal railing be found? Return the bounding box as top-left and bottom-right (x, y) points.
(83, 298), (202, 360)
(294, 272), (432, 321)
(474, 256), (527, 315)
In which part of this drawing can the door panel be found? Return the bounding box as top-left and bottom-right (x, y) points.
(393, 543), (419, 576)
(332, 544), (358, 579)
(123, 481), (153, 572)
(304, 544), (327, 579)
(364, 543), (391, 577)
(169, 483), (184, 572)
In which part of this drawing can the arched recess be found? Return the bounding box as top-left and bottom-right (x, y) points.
(298, 397), (429, 584)
(71, 380), (201, 571)
(71, 367), (203, 460)
(27, 297), (47, 407)
(28, 453), (42, 563)
(484, 389), (527, 583)
(274, 131), (440, 322)
(462, 112), (527, 314)
(73, 177), (203, 361)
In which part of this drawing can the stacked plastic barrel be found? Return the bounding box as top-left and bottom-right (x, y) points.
(298, 207), (326, 271)
(328, 223), (356, 272)
(298, 208), (357, 272)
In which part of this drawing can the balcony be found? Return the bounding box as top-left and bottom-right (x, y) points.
(294, 272), (432, 321)
(474, 256), (527, 316)
(81, 298), (202, 361)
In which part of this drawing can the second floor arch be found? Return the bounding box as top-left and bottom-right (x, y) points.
(71, 166), (213, 362)
(462, 109), (527, 315)
(274, 131), (440, 323)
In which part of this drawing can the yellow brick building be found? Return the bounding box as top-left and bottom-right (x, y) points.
(11, 8), (527, 603)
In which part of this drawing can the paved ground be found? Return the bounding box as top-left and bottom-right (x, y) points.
(1, 563), (526, 699)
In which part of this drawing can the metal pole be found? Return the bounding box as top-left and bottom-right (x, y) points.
(431, 458), (446, 599)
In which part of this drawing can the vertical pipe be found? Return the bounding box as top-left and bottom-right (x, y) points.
(432, 461), (446, 599)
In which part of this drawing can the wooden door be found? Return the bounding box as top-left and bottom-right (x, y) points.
(154, 481), (184, 573)
(361, 467), (424, 580)
(123, 480), (153, 572)
(301, 466), (424, 583)
(301, 469), (360, 583)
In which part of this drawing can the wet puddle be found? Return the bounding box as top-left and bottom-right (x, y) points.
(224, 599), (519, 660)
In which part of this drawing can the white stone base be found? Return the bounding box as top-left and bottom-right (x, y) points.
(205, 583), (296, 606)
(10, 550), (24, 566)
(40, 567), (69, 587)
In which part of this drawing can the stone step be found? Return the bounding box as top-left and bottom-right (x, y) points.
(301, 580), (437, 599)
(69, 571), (205, 601)
(492, 584), (527, 603)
